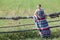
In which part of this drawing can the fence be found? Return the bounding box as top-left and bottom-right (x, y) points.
(0, 12), (60, 20)
(0, 25), (60, 34)
(0, 13), (60, 40)
(0, 15), (59, 33)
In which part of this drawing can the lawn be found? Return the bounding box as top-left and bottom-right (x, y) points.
(0, 0), (60, 40)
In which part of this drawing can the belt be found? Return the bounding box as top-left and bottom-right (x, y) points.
(38, 18), (45, 20)
(38, 27), (50, 30)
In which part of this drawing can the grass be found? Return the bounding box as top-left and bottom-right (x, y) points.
(0, 0), (60, 40)
(0, 0), (60, 31)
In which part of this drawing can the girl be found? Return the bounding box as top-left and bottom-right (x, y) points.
(34, 4), (51, 38)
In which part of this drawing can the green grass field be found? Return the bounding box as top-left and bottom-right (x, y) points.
(0, 0), (60, 40)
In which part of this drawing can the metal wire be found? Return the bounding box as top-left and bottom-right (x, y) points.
(0, 12), (59, 33)
(0, 25), (60, 33)
(0, 20), (60, 28)
(0, 12), (59, 20)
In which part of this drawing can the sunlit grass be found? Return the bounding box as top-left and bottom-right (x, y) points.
(0, 0), (60, 40)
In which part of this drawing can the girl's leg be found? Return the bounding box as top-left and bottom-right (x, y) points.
(38, 31), (44, 40)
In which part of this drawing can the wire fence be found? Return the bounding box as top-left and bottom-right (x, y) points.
(0, 19), (60, 28)
(0, 20), (60, 33)
(0, 13), (60, 33)
(0, 25), (60, 34)
(0, 12), (60, 20)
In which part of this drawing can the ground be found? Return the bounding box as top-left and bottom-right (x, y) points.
(0, 0), (60, 40)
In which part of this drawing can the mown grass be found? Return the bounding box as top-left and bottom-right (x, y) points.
(0, 0), (60, 32)
(0, 0), (60, 40)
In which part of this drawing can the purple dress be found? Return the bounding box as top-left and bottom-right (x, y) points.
(34, 9), (51, 38)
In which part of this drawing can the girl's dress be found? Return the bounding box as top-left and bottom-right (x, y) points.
(34, 9), (51, 38)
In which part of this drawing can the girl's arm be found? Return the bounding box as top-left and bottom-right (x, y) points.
(34, 9), (38, 22)
(34, 9), (38, 18)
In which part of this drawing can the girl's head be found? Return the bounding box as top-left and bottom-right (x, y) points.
(37, 4), (41, 9)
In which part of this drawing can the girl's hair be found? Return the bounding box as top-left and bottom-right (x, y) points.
(37, 4), (41, 7)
